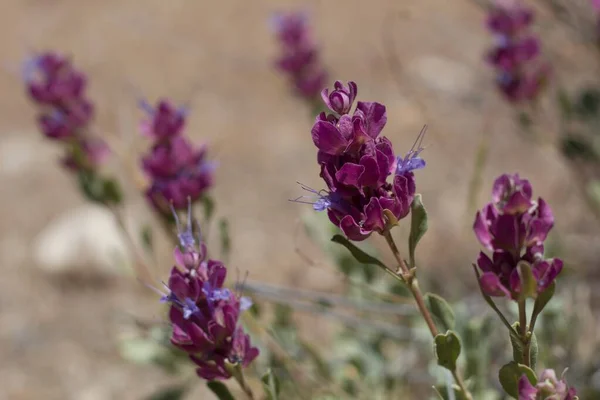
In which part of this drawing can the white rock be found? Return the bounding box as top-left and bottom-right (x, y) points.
(32, 204), (133, 275)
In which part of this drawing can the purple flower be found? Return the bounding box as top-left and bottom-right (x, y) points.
(474, 174), (563, 300)
(518, 369), (578, 400)
(24, 51), (110, 174)
(295, 81), (425, 241)
(321, 81), (358, 115)
(140, 101), (215, 213)
(272, 11), (328, 101)
(140, 99), (186, 141)
(159, 205), (259, 381)
(485, 1), (550, 103)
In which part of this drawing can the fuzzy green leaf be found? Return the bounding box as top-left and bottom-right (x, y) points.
(434, 331), (461, 371)
(517, 261), (537, 300)
(261, 368), (281, 400)
(408, 194), (428, 268)
(331, 235), (387, 268)
(146, 385), (187, 400)
(425, 293), (455, 331)
(498, 361), (537, 398)
(532, 281), (555, 321)
(206, 381), (235, 400)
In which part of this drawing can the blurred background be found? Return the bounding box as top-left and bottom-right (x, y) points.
(1, 0), (600, 398)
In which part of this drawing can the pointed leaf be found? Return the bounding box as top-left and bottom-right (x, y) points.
(201, 195), (215, 223)
(103, 178), (123, 204)
(531, 281), (555, 321)
(517, 261), (537, 300)
(206, 381), (235, 400)
(424, 293), (455, 331)
(331, 235), (387, 268)
(408, 194), (428, 268)
(146, 384), (188, 400)
(498, 361), (536, 398)
(219, 218), (231, 259)
(140, 225), (154, 254)
(434, 331), (461, 371)
(261, 368), (281, 400)
(508, 322), (536, 368)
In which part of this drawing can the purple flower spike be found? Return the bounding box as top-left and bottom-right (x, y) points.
(321, 81), (358, 115)
(518, 369), (579, 400)
(272, 11), (328, 101)
(140, 100), (214, 214)
(473, 173), (564, 301)
(157, 214), (259, 382)
(294, 80), (425, 241)
(485, 1), (550, 103)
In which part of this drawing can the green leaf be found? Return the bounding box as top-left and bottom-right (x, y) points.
(575, 87), (600, 118)
(517, 261), (537, 300)
(140, 225), (154, 254)
(557, 89), (573, 120)
(560, 134), (597, 161)
(424, 293), (455, 331)
(146, 384), (188, 400)
(77, 170), (105, 204)
(531, 281), (555, 323)
(102, 178), (123, 204)
(408, 194), (428, 268)
(433, 384), (469, 400)
(434, 331), (461, 371)
(219, 218), (231, 259)
(509, 322), (538, 369)
(206, 381), (235, 400)
(261, 368), (281, 400)
(201, 195), (215, 223)
(331, 235), (387, 269)
(498, 361), (537, 398)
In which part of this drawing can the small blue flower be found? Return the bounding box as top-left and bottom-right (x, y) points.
(170, 198), (197, 249)
(290, 182), (344, 212)
(240, 296), (253, 311)
(396, 126), (427, 175)
(182, 297), (200, 319)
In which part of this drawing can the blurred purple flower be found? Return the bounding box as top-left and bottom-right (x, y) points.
(294, 81), (425, 241)
(485, 1), (550, 103)
(474, 174), (563, 300)
(272, 11), (328, 101)
(518, 369), (578, 400)
(140, 99), (215, 213)
(159, 204), (258, 380)
(24, 51), (108, 173)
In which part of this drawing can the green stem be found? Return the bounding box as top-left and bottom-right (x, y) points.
(518, 299), (530, 367)
(383, 231), (473, 400)
(231, 364), (255, 400)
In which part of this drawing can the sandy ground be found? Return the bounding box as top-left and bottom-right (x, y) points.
(0, 0), (599, 398)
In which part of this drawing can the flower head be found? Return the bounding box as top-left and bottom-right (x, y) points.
(159, 206), (258, 380)
(140, 100), (215, 213)
(474, 174), (562, 300)
(295, 81), (425, 241)
(518, 369), (578, 400)
(485, 1), (550, 103)
(272, 11), (328, 101)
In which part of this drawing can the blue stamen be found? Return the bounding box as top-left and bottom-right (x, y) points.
(396, 125), (427, 175)
(170, 198), (197, 248)
(182, 297), (200, 319)
(290, 182), (342, 212)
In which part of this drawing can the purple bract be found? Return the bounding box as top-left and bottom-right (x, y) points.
(485, 0), (550, 103)
(158, 203), (258, 380)
(272, 11), (328, 101)
(518, 369), (578, 400)
(474, 174), (563, 300)
(294, 80), (426, 241)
